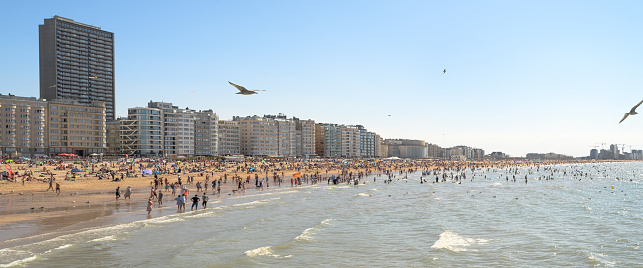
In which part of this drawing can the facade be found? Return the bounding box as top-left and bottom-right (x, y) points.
(39, 16), (115, 121)
(610, 144), (620, 160)
(357, 125), (377, 158)
(0, 95), (48, 157)
(427, 143), (444, 159)
(315, 123), (341, 157)
(194, 110), (219, 156)
(234, 115), (278, 156)
(0, 94), (106, 157)
(340, 125), (360, 157)
(47, 99), (106, 156)
(105, 119), (120, 155)
(217, 120), (240, 155)
(383, 139), (428, 158)
(315, 123), (363, 158)
(148, 102), (194, 157)
(119, 107), (163, 156)
(295, 118), (315, 157)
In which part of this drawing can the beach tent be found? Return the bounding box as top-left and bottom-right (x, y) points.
(142, 169), (153, 175)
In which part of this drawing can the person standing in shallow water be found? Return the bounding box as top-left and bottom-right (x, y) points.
(191, 194), (200, 211)
(147, 198), (153, 215)
(115, 186), (120, 200)
(202, 193), (208, 209)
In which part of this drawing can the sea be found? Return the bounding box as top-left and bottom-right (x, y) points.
(1, 161), (642, 267)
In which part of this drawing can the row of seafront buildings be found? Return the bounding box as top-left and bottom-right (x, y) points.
(2, 16), (487, 159)
(113, 101), (485, 159)
(0, 94), (486, 160)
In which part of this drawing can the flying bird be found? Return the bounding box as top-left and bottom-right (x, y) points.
(443, 69), (446, 74)
(228, 81), (266, 95)
(619, 100), (643, 123)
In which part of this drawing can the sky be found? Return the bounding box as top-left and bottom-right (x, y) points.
(1, 0), (642, 157)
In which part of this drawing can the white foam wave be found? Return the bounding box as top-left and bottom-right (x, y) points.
(231, 197), (282, 208)
(1, 255), (38, 267)
(321, 219), (335, 225)
(588, 252), (616, 267)
(294, 219), (335, 242)
(355, 193), (371, 197)
(431, 230), (487, 252)
(244, 246), (290, 258)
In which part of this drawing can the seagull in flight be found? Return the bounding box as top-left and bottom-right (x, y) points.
(619, 100), (643, 123)
(229, 81), (266, 95)
(443, 69), (446, 74)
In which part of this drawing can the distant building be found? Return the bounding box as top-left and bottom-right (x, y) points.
(148, 102), (195, 157)
(39, 16), (116, 121)
(47, 99), (106, 157)
(589, 149), (598, 160)
(119, 107), (163, 156)
(234, 114), (314, 157)
(383, 139), (427, 158)
(217, 120), (240, 155)
(426, 143), (444, 159)
(294, 118), (315, 157)
(0, 95), (48, 157)
(194, 110), (218, 156)
(610, 144), (620, 160)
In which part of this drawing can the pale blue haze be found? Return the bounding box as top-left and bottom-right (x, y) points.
(1, 0), (642, 156)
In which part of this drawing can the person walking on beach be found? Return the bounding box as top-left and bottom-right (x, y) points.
(190, 194), (200, 211)
(147, 198), (153, 215)
(202, 193), (208, 209)
(55, 182), (60, 195)
(47, 180), (54, 191)
(115, 186), (121, 200)
(124, 186), (131, 199)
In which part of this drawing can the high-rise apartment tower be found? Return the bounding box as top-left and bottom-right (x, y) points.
(39, 16), (115, 120)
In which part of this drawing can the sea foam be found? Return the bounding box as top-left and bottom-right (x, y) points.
(431, 230), (487, 252)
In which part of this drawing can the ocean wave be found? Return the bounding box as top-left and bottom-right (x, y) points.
(244, 246), (291, 258)
(588, 252), (617, 267)
(0, 220), (147, 266)
(294, 219), (335, 242)
(355, 193), (371, 197)
(0, 255), (38, 267)
(295, 227), (315, 242)
(431, 230), (487, 252)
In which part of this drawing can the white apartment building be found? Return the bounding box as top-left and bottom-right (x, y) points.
(195, 110), (218, 156)
(218, 120), (240, 155)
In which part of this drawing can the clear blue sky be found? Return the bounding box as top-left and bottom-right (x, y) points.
(1, 0), (642, 157)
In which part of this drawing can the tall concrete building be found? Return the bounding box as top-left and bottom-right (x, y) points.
(194, 110), (219, 156)
(218, 120), (240, 155)
(39, 16), (115, 121)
